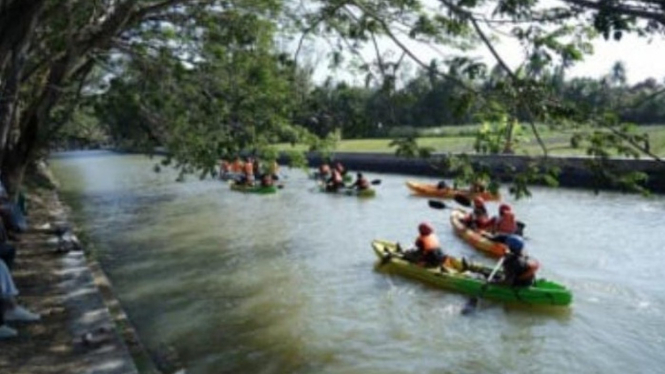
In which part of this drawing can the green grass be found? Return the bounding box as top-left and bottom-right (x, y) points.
(276, 125), (665, 157)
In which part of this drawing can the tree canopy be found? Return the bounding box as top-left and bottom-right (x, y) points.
(1, 0), (664, 197)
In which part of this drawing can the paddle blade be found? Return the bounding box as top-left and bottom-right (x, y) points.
(428, 200), (447, 209)
(461, 297), (479, 315)
(371, 179), (382, 185)
(453, 194), (472, 207)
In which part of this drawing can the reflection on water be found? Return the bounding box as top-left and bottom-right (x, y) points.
(51, 151), (665, 374)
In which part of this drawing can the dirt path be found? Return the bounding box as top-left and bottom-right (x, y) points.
(0, 183), (142, 374)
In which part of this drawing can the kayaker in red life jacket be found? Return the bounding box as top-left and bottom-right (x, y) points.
(401, 222), (446, 268)
(326, 169), (344, 192)
(491, 204), (518, 235)
(351, 172), (370, 190)
(462, 197), (492, 230)
(500, 235), (539, 287)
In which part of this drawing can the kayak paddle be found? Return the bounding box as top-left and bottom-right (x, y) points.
(461, 256), (505, 315)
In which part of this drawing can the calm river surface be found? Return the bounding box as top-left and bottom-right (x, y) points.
(51, 151), (665, 374)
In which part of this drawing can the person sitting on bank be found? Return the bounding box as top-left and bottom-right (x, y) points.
(402, 222), (446, 268)
(500, 235), (539, 287)
(1, 259), (40, 339)
(326, 168), (345, 192)
(0, 219), (16, 270)
(351, 173), (370, 190)
(462, 197), (492, 231)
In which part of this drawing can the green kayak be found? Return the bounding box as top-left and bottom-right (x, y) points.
(318, 185), (376, 198)
(229, 182), (278, 194)
(372, 240), (572, 307)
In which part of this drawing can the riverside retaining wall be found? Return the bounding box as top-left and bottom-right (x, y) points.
(298, 152), (665, 193)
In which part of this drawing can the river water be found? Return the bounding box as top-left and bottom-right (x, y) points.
(50, 151), (665, 374)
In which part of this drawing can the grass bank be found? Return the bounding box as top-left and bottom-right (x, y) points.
(277, 124), (665, 157)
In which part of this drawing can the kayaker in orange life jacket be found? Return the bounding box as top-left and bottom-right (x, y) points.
(500, 235), (539, 287)
(401, 222), (446, 267)
(462, 196), (492, 231)
(351, 172), (370, 190)
(239, 157), (255, 186)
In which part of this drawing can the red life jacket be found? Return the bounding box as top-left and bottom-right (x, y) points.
(495, 211), (517, 234)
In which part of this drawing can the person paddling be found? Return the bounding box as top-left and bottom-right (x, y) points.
(462, 197), (492, 231)
(351, 172), (370, 191)
(401, 222), (447, 268)
(500, 235), (539, 287)
(326, 168), (344, 192)
(491, 204), (518, 235)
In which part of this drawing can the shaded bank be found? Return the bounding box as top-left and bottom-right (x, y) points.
(297, 152), (665, 193)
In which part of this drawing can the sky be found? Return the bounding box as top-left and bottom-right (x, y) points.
(293, 1), (665, 87)
(301, 32), (665, 87)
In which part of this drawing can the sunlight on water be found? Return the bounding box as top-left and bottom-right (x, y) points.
(51, 151), (665, 374)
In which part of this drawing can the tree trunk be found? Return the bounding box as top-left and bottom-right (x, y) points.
(0, 0), (45, 158)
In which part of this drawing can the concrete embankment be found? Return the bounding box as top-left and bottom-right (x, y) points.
(298, 152), (665, 193)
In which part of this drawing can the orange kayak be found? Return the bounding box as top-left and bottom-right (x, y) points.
(449, 209), (507, 258)
(405, 181), (501, 201)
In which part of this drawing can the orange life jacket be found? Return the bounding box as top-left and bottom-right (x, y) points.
(417, 233), (440, 253)
(244, 162), (254, 176)
(495, 211), (517, 234)
(231, 160), (243, 173)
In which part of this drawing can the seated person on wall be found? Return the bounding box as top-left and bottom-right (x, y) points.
(351, 173), (370, 190)
(0, 219), (16, 270)
(1, 259), (40, 339)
